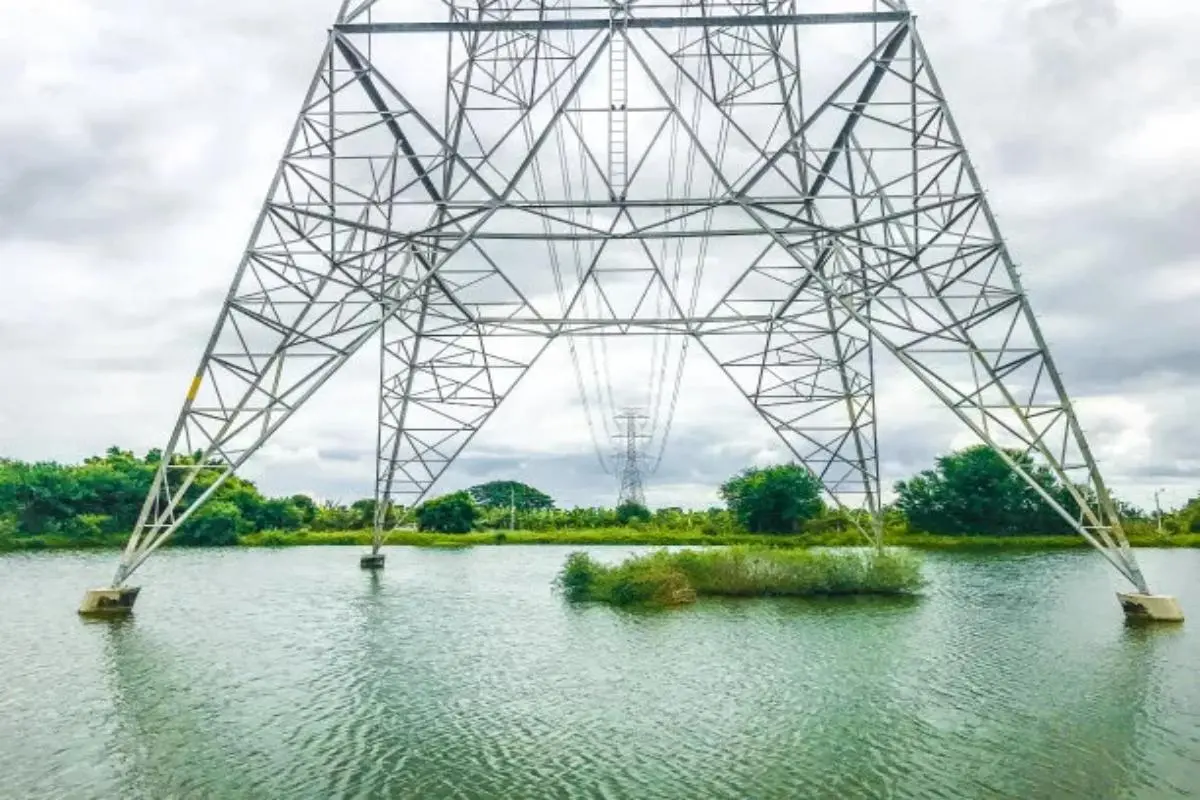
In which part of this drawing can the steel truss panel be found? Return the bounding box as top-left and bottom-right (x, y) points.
(111, 0), (1150, 594)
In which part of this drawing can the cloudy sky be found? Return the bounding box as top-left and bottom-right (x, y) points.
(1, 0), (1197, 512)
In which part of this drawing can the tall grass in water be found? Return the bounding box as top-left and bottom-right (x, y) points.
(555, 547), (924, 607)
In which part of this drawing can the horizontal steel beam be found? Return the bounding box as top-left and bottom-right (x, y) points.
(470, 316), (782, 337)
(421, 226), (822, 241)
(477, 316), (773, 326)
(335, 12), (908, 35)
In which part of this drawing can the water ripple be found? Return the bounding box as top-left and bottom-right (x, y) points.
(0, 546), (1197, 798)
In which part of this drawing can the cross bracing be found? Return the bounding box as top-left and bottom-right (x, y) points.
(110, 0), (1150, 595)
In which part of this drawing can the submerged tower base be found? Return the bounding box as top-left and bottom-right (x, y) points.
(78, 587), (140, 617)
(1118, 593), (1184, 622)
(360, 552), (385, 570)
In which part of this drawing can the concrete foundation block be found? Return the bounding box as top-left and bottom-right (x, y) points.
(360, 553), (386, 570)
(78, 587), (140, 617)
(1117, 592), (1184, 622)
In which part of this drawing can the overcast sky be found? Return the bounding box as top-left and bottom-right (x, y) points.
(1, 0), (1197, 512)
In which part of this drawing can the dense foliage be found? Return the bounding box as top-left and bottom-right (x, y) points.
(719, 464), (825, 533)
(0, 444), (1191, 551)
(415, 491), (478, 533)
(895, 445), (1080, 536)
(467, 480), (554, 511)
(615, 501), (652, 525)
(0, 449), (392, 548)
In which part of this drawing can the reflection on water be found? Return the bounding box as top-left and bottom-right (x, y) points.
(0, 546), (1197, 798)
(103, 623), (253, 798)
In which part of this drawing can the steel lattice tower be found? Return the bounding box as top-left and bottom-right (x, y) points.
(82, 0), (1183, 620)
(614, 409), (649, 507)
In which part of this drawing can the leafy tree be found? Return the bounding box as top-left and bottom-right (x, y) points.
(350, 498), (378, 529)
(719, 464), (825, 534)
(5, 462), (83, 534)
(60, 513), (113, 542)
(207, 477), (264, 522)
(616, 501), (652, 525)
(310, 502), (360, 531)
(175, 501), (245, 546)
(653, 507), (686, 527)
(467, 480), (554, 511)
(342, 498), (399, 530)
(895, 445), (1077, 536)
(253, 498), (305, 531)
(289, 494), (318, 525)
(0, 448), (443, 546)
(415, 491), (479, 533)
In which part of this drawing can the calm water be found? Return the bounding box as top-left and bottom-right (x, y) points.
(1, 546), (1197, 799)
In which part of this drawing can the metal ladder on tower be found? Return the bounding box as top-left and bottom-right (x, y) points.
(608, 3), (629, 201)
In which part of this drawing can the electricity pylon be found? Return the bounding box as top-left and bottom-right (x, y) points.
(80, 0), (1182, 622)
(614, 409), (649, 507)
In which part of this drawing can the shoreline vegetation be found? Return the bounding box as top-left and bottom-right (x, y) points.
(5, 446), (1200, 556)
(3, 528), (1198, 553)
(554, 548), (926, 607)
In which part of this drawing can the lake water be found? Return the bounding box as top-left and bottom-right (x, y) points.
(1, 546), (1197, 799)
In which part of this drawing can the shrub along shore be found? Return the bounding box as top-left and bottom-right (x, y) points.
(5, 447), (1200, 554)
(5, 527), (1197, 553)
(243, 528), (1200, 550)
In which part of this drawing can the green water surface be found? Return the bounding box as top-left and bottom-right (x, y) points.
(1, 546), (1197, 799)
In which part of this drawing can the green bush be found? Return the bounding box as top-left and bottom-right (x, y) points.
(719, 464), (825, 533)
(605, 563), (694, 606)
(802, 513), (850, 535)
(554, 551), (695, 606)
(555, 552), (599, 601)
(54, 514), (112, 543)
(253, 499), (305, 531)
(895, 445), (1078, 536)
(415, 491), (479, 533)
(176, 501), (244, 547)
(616, 502), (652, 525)
(255, 531), (289, 547)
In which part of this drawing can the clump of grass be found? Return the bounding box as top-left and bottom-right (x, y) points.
(254, 531), (289, 547)
(554, 546), (923, 607)
(555, 552), (696, 606)
(555, 552), (598, 601)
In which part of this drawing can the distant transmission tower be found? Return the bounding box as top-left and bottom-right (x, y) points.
(614, 409), (649, 507)
(81, 0), (1182, 621)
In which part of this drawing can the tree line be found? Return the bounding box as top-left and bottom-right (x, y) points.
(0, 445), (1195, 549)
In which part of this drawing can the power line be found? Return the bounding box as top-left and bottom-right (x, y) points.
(645, 21), (738, 474)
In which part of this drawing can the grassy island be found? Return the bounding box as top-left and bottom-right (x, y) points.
(554, 546), (925, 608)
